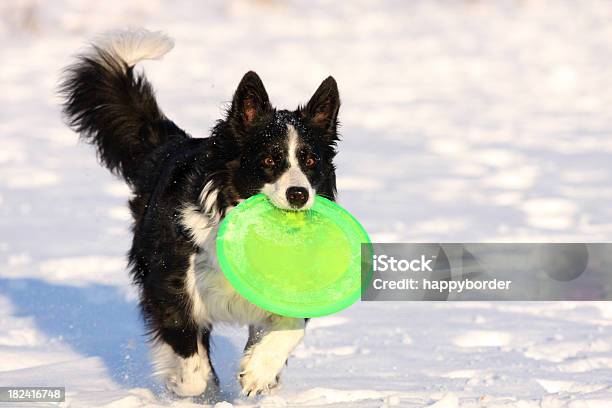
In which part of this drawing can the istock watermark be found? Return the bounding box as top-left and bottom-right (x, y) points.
(361, 243), (612, 301)
(373, 254), (435, 272)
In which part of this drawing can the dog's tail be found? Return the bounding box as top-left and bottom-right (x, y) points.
(60, 28), (185, 185)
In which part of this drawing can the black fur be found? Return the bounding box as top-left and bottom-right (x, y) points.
(60, 43), (340, 390)
(60, 48), (183, 185)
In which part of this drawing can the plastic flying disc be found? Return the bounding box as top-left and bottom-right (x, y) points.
(216, 194), (372, 318)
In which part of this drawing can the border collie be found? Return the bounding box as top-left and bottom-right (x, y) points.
(60, 28), (340, 397)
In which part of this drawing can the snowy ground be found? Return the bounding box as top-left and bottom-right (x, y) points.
(2, 0), (612, 406)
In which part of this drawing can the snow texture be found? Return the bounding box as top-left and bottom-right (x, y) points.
(2, 0), (612, 406)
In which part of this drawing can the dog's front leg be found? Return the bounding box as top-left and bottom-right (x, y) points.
(239, 316), (305, 396)
(151, 324), (218, 398)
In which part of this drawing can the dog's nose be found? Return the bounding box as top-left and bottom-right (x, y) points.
(286, 187), (309, 208)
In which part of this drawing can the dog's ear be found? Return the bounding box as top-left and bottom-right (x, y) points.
(229, 71), (272, 132)
(301, 76), (340, 138)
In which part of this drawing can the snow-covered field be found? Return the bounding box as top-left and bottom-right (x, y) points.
(2, 0), (612, 406)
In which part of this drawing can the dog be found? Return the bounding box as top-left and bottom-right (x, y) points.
(60, 28), (340, 398)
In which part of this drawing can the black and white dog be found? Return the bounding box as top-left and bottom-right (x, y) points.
(60, 29), (340, 397)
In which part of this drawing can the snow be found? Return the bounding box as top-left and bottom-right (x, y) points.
(2, 0), (612, 406)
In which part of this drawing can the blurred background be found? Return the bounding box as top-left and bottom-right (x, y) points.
(2, 1), (612, 406)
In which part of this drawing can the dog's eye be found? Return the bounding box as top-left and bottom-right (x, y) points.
(305, 155), (317, 168)
(262, 156), (275, 168)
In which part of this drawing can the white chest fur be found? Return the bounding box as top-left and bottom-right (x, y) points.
(182, 208), (271, 326)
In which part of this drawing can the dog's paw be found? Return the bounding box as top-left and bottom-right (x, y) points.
(239, 369), (280, 397)
(165, 373), (208, 397)
(163, 355), (215, 398)
(238, 321), (305, 398)
(239, 354), (282, 397)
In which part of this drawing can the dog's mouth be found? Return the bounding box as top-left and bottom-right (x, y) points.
(262, 187), (315, 212)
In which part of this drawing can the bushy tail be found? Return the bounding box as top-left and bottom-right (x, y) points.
(60, 28), (183, 185)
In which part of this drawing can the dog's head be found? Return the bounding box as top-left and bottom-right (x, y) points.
(222, 71), (340, 210)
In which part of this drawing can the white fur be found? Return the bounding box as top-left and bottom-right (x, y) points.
(151, 339), (213, 397)
(180, 205), (213, 248)
(183, 253), (207, 324)
(181, 182), (266, 326)
(179, 182), (221, 248)
(93, 28), (174, 69)
(240, 317), (305, 396)
(261, 124), (315, 210)
(199, 180), (220, 221)
(190, 228), (271, 325)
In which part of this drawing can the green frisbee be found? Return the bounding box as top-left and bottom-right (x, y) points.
(216, 194), (371, 318)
